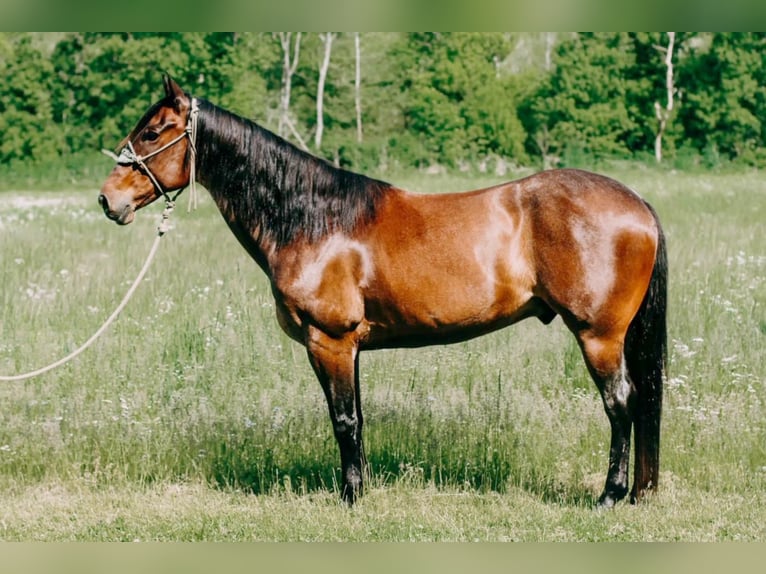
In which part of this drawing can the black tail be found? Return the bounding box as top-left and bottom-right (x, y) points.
(625, 202), (667, 502)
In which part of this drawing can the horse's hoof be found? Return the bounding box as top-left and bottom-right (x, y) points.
(341, 475), (363, 506)
(596, 487), (628, 509)
(596, 493), (617, 509)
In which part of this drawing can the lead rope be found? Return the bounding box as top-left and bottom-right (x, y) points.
(186, 98), (199, 212)
(2, 97), (199, 382)
(0, 202), (176, 382)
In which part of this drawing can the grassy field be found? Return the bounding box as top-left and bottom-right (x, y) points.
(0, 166), (764, 541)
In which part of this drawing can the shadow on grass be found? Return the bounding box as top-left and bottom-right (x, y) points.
(201, 428), (599, 508)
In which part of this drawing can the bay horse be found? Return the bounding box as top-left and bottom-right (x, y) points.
(99, 75), (667, 508)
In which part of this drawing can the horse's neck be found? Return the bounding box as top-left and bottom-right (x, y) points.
(227, 216), (276, 274)
(194, 111), (286, 248)
(194, 103), (388, 273)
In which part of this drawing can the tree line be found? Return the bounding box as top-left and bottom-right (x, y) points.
(1, 32), (765, 174)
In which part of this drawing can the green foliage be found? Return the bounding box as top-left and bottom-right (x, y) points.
(679, 33), (766, 163)
(394, 33), (527, 167)
(50, 33), (239, 152)
(1, 32), (766, 175)
(627, 32), (688, 155)
(0, 35), (63, 164)
(521, 33), (642, 163)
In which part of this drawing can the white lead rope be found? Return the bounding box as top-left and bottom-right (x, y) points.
(0, 203), (175, 382)
(3, 97), (199, 382)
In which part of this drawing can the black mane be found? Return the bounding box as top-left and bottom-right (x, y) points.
(195, 99), (391, 247)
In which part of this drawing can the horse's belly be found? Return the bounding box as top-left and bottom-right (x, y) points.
(360, 287), (537, 349)
(362, 313), (525, 349)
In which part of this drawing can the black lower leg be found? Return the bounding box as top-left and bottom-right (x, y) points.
(335, 416), (364, 504)
(597, 372), (635, 508)
(598, 422), (631, 508)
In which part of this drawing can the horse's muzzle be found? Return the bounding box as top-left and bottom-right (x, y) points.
(98, 194), (134, 225)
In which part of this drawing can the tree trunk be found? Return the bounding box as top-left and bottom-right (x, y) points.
(276, 32), (302, 141)
(354, 32), (363, 144)
(544, 32), (556, 71)
(315, 32), (335, 151)
(654, 32), (676, 163)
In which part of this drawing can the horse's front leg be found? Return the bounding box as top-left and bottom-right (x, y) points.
(305, 325), (365, 505)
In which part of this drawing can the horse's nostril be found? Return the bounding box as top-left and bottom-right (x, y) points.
(98, 194), (108, 210)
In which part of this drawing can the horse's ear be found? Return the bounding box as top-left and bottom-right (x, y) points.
(162, 73), (188, 112)
(162, 74), (173, 97)
(163, 73), (184, 98)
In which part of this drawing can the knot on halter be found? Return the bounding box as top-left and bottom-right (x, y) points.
(116, 143), (141, 166)
(105, 97), (200, 211)
(157, 201), (175, 236)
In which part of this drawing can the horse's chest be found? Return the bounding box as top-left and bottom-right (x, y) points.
(272, 295), (305, 343)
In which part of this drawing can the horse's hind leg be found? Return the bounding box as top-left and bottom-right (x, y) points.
(578, 330), (636, 508)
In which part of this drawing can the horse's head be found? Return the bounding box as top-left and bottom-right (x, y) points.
(99, 75), (196, 225)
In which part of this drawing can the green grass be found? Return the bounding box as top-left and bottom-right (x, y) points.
(0, 166), (764, 540)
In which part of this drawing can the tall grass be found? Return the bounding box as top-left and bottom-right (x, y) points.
(0, 166), (764, 539)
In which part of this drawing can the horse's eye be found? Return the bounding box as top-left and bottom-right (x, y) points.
(142, 130), (159, 142)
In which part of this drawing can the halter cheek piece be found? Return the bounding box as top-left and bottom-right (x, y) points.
(113, 98), (199, 206)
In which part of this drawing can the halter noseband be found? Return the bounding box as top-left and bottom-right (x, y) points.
(114, 97), (199, 206)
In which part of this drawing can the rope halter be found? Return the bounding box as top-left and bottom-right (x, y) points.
(104, 97), (199, 211)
